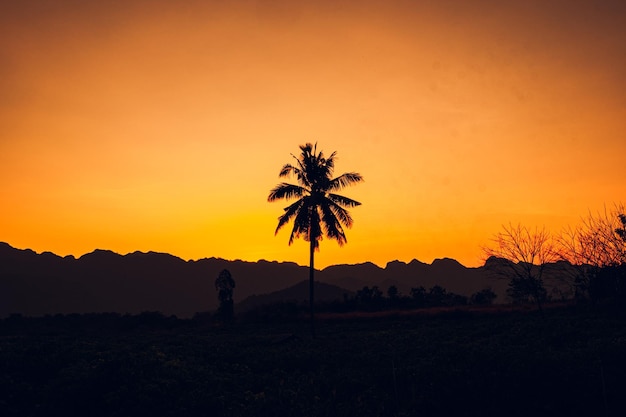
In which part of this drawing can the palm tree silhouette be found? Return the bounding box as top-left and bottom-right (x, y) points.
(268, 143), (363, 337)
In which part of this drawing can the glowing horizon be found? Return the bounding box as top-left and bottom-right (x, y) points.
(1, 0), (625, 269)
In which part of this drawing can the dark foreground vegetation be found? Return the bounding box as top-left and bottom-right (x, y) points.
(2, 305), (626, 417)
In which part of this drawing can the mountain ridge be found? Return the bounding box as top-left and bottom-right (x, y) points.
(1, 242), (566, 318)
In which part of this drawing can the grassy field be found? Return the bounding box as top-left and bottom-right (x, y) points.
(1, 305), (626, 417)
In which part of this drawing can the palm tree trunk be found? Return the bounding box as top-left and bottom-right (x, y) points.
(309, 237), (316, 338)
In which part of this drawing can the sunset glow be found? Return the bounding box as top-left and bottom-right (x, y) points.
(2, 0), (625, 268)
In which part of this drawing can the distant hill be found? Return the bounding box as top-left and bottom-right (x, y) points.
(0, 242), (572, 318)
(236, 280), (354, 313)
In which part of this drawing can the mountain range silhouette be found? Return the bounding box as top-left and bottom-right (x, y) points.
(1, 242), (571, 318)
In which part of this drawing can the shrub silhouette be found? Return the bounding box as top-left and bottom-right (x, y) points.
(470, 288), (497, 305)
(215, 269), (235, 321)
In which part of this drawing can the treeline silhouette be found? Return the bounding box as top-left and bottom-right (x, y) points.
(342, 284), (495, 311)
(239, 285), (497, 321)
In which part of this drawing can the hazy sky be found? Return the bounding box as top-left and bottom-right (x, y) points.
(1, 0), (625, 268)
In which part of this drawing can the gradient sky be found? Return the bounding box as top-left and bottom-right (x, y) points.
(1, 0), (625, 269)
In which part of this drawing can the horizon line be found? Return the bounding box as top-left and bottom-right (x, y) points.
(0, 241), (482, 269)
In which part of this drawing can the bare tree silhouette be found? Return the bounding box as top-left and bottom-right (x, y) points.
(483, 223), (558, 314)
(557, 204), (626, 300)
(268, 143), (363, 337)
(616, 213), (626, 242)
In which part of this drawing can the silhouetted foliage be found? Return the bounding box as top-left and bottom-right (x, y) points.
(507, 274), (547, 305)
(215, 269), (235, 320)
(337, 284), (468, 312)
(557, 204), (626, 301)
(470, 288), (497, 305)
(386, 285), (400, 308)
(591, 265), (626, 302)
(353, 286), (384, 311)
(428, 285), (447, 306)
(616, 213), (626, 242)
(386, 285), (399, 299)
(484, 224), (558, 313)
(410, 286), (427, 307)
(268, 143), (363, 337)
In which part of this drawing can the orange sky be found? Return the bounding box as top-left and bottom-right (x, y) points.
(1, 0), (625, 268)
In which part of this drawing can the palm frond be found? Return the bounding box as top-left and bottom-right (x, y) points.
(295, 142), (335, 191)
(329, 172), (363, 191)
(300, 143), (315, 155)
(278, 163), (301, 178)
(325, 151), (336, 169)
(332, 202), (354, 228)
(320, 203), (347, 245)
(267, 183), (307, 202)
(328, 193), (361, 208)
(291, 153), (310, 188)
(289, 199), (314, 245)
(275, 200), (304, 235)
(308, 207), (323, 250)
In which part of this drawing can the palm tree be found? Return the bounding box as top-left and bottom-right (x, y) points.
(268, 143), (363, 337)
